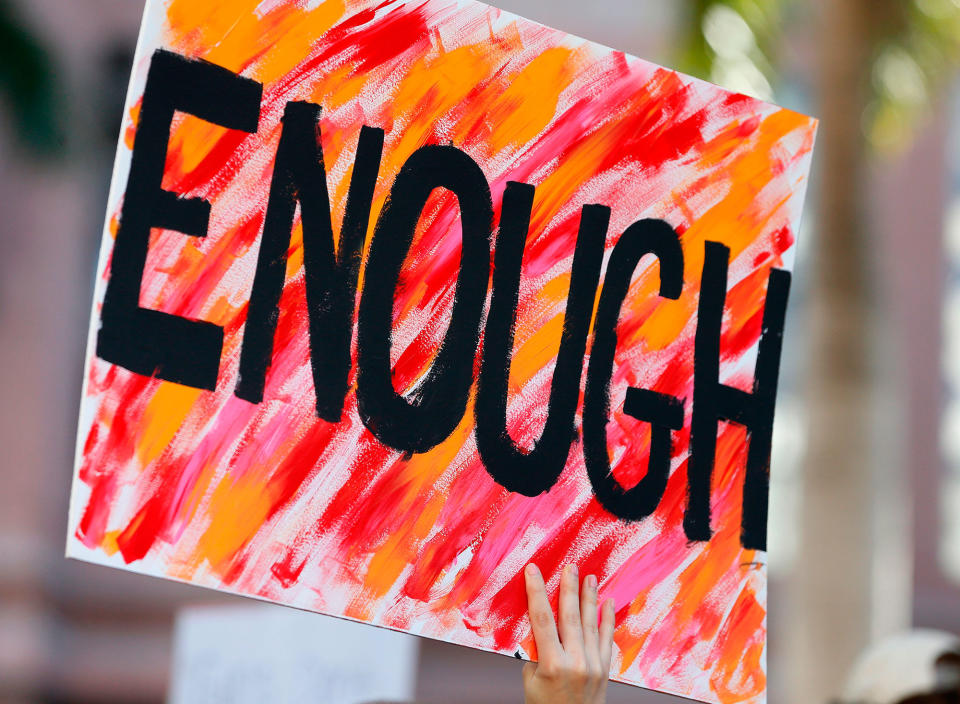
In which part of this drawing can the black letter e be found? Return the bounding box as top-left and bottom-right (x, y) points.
(97, 49), (261, 389)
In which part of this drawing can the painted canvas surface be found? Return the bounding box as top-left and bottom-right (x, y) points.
(67, 1), (817, 702)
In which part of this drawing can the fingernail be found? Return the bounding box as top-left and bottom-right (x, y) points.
(569, 564), (578, 579)
(586, 574), (597, 590)
(525, 563), (539, 578)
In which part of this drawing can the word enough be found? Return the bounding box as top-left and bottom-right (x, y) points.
(98, 49), (791, 551)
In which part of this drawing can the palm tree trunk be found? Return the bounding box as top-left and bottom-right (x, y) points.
(787, 1), (909, 701)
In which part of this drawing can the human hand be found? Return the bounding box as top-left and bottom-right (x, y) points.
(522, 563), (615, 704)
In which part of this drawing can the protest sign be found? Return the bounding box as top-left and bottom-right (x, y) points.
(169, 604), (418, 704)
(67, 1), (817, 701)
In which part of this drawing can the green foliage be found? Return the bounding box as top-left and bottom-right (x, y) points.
(678, 0), (783, 102)
(868, 0), (960, 150)
(0, 0), (62, 156)
(677, 0), (960, 152)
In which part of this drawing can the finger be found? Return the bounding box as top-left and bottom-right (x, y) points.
(557, 564), (585, 658)
(524, 564), (563, 660)
(598, 597), (616, 673)
(580, 574), (600, 666)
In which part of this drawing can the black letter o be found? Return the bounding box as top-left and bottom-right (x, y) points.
(357, 145), (493, 454)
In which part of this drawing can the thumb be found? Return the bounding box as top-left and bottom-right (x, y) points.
(522, 661), (538, 683)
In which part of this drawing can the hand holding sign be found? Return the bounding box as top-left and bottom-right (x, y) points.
(522, 564), (615, 704)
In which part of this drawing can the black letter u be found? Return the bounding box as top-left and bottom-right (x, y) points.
(475, 182), (607, 496)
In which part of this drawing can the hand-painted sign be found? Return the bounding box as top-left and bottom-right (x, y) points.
(67, 2), (817, 702)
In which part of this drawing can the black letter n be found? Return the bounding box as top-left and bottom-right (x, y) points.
(97, 50), (262, 389)
(235, 102), (384, 422)
(685, 241), (791, 550)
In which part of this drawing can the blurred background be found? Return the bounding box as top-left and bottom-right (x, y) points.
(0, 0), (958, 702)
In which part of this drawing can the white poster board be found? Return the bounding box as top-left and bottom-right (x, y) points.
(169, 605), (419, 704)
